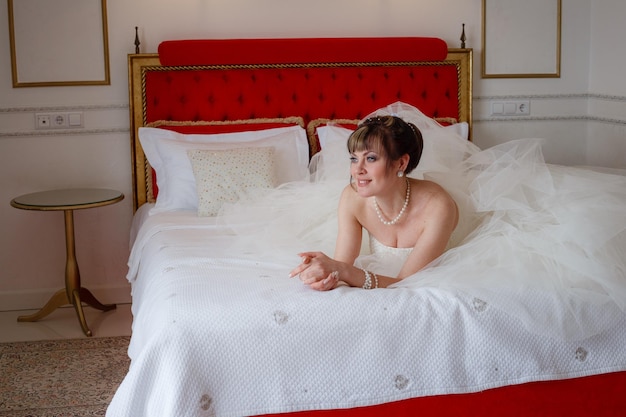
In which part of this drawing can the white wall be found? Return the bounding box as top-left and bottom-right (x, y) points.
(586, 1), (626, 167)
(1, 0), (624, 309)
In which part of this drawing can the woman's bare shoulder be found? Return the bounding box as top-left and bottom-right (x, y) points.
(414, 179), (458, 214)
(340, 183), (359, 202)
(414, 178), (451, 197)
(339, 183), (369, 216)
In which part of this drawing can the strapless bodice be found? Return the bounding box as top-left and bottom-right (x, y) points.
(369, 237), (413, 258)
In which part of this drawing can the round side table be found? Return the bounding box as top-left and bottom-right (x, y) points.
(10, 188), (125, 337)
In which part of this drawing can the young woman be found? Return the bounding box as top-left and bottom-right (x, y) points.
(289, 116), (458, 291)
(222, 102), (624, 340)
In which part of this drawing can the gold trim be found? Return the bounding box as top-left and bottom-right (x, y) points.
(481, 0), (561, 79)
(306, 116), (462, 154)
(306, 118), (361, 154)
(128, 50), (473, 211)
(147, 117), (305, 129)
(128, 54), (159, 209)
(434, 117), (459, 125)
(8, 0), (111, 87)
(447, 49), (473, 139)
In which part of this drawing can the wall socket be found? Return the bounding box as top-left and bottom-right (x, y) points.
(491, 100), (530, 116)
(35, 112), (84, 129)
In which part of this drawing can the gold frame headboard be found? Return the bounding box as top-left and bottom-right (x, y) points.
(128, 48), (472, 211)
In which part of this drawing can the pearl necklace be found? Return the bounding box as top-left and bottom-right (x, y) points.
(373, 178), (410, 226)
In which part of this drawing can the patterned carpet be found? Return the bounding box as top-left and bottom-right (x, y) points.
(0, 336), (130, 417)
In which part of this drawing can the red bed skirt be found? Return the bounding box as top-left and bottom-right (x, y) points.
(261, 371), (626, 417)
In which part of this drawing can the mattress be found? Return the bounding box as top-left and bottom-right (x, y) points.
(107, 206), (626, 417)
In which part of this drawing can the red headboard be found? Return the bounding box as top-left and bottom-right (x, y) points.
(128, 37), (473, 210)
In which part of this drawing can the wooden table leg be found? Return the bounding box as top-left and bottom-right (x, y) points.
(63, 209), (116, 336)
(17, 209), (116, 337)
(17, 288), (70, 322)
(79, 287), (117, 312)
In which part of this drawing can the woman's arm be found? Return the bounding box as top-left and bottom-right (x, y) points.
(397, 189), (458, 279)
(290, 184), (458, 290)
(289, 186), (363, 290)
(333, 185), (363, 264)
(291, 252), (397, 290)
(333, 184), (458, 288)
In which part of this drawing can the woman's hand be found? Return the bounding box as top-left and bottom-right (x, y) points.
(289, 252), (340, 291)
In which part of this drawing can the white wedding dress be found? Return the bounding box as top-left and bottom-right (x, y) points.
(217, 102), (626, 341)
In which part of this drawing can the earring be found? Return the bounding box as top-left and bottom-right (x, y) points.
(397, 170), (404, 177)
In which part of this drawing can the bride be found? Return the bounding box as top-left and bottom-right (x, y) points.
(289, 115), (459, 291)
(219, 102), (626, 341)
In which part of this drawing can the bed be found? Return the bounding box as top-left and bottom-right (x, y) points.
(108, 37), (626, 417)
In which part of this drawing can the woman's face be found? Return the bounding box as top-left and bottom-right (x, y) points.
(349, 148), (394, 197)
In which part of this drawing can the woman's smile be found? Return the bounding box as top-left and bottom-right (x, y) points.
(356, 178), (371, 187)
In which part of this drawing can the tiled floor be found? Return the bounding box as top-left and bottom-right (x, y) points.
(0, 303), (132, 343)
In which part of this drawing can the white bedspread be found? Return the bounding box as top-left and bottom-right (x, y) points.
(107, 209), (626, 417)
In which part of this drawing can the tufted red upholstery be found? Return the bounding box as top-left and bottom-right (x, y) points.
(145, 38), (460, 130)
(145, 65), (459, 125)
(130, 37), (471, 209)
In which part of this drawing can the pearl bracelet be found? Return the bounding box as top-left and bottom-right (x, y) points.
(362, 270), (379, 289)
(363, 270), (372, 289)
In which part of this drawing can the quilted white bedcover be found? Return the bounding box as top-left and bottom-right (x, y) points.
(107, 208), (626, 417)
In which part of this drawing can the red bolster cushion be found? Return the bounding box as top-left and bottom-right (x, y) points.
(158, 37), (448, 66)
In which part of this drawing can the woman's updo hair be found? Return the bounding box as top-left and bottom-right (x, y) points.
(347, 115), (424, 174)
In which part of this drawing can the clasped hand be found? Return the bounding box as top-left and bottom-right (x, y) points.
(289, 252), (340, 291)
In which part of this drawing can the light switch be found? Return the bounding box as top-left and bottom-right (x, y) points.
(503, 102), (517, 114)
(68, 113), (82, 127)
(491, 102), (504, 115)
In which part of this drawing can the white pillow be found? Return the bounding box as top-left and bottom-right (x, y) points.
(317, 125), (353, 149)
(139, 125), (309, 214)
(446, 122), (469, 142)
(316, 122), (469, 148)
(315, 121), (470, 177)
(188, 147), (277, 216)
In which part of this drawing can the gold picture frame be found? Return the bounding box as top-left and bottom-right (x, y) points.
(482, 0), (561, 78)
(7, 0), (110, 87)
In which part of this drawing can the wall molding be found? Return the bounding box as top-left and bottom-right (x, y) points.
(475, 93), (626, 101)
(0, 127), (129, 137)
(4, 94), (624, 111)
(0, 103), (130, 138)
(474, 93), (626, 125)
(2, 94), (625, 137)
(475, 115), (626, 124)
(0, 103), (129, 113)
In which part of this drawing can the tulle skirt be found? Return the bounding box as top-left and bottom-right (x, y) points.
(217, 102), (626, 341)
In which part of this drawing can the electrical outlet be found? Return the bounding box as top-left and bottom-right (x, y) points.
(490, 100), (530, 116)
(515, 100), (530, 115)
(52, 113), (67, 127)
(34, 112), (83, 129)
(35, 114), (51, 129)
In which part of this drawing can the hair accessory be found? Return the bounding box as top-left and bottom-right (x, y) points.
(408, 122), (420, 139)
(364, 116), (383, 125)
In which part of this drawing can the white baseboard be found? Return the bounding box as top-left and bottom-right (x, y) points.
(0, 284), (132, 312)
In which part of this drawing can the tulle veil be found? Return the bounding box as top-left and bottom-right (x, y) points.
(217, 102), (626, 341)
